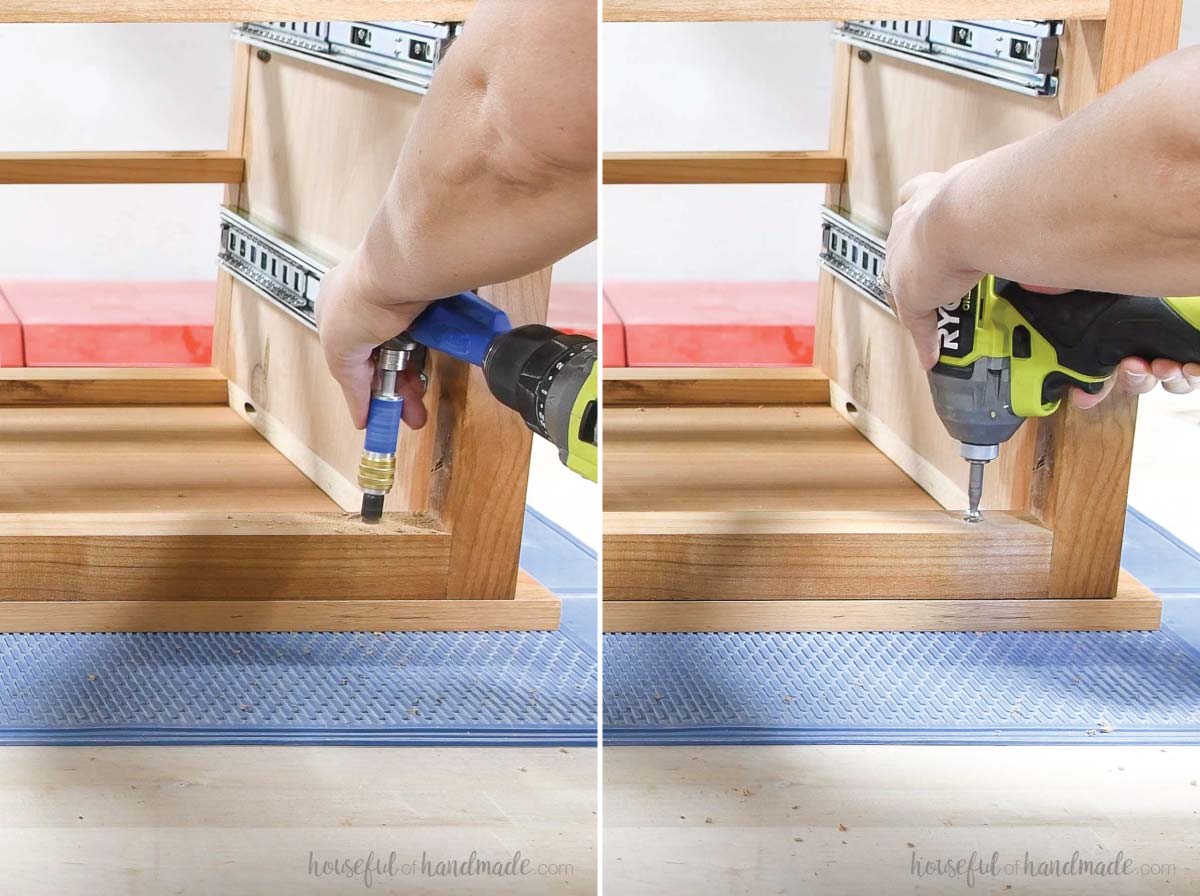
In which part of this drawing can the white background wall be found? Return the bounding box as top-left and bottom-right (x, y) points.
(0, 23), (597, 283)
(603, 10), (1200, 281)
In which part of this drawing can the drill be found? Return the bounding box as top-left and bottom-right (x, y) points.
(929, 276), (1200, 521)
(358, 291), (598, 522)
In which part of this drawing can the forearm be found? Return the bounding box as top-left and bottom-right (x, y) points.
(345, 0), (596, 308)
(932, 45), (1200, 296)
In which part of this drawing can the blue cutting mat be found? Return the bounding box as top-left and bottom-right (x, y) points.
(0, 509), (597, 747)
(603, 507), (1200, 746)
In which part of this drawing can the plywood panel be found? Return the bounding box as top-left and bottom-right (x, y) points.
(224, 280), (436, 513)
(823, 51), (1068, 513)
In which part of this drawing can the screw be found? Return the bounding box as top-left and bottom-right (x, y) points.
(857, 49), (873, 62)
(257, 49), (272, 62)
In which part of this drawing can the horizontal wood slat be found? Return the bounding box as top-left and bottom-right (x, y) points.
(605, 0), (1108, 21)
(604, 510), (1053, 601)
(0, 369), (229, 406)
(604, 151), (845, 184)
(0, 512), (451, 601)
(604, 368), (830, 407)
(0, 573), (559, 632)
(0, 152), (244, 184)
(0, 1), (475, 22)
(604, 572), (1160, 632)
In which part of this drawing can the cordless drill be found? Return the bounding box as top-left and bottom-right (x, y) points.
(929, 277), (1200, 521)
(358, 291), (598, 522)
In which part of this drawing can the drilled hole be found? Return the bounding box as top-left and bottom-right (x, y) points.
(244, 402), (256, 415)
(845, 402), (858, 414)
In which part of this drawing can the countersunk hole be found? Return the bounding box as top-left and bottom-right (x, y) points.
(845, 402), (858, 414)
(244, 402), (256, 415)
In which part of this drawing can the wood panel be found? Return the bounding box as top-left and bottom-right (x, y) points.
(605, 510), (1052, 600)
(225, 281), (436, 513)
(233, 54), (435, 511)
(604, 367), (829, 407)
(0, 404), (339, 513)
(0, 573), (559, 632)
(428, 273), (548, 599)
(605, 404), (940, 513)
(1029, 2), (1183, 598)
(235, 49), (550, 599)
(0, 1), (476, 22)
(0, 368), (227, 406)
(604, 571), (1159, 632)
(0, 151), (242, 184)
(603, 151), (844, 184)
(604, 0), (1109, 20)
(212, 41), (254, 376)
(821, 49), (1067, 513)
(0, 512), (450, 601)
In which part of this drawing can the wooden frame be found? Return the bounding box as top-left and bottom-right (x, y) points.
(0, 7), (559, 631)
(603, 0), (1182, 632)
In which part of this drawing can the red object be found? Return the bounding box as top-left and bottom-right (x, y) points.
(602, 292), (627, 367)
(0, 288), (25, 367)
(603, 281), (818, 367)
(547, 281), (597, 339)
(1, 281), (215, 367)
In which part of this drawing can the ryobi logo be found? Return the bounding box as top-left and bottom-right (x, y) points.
(936, 301), (963, 351)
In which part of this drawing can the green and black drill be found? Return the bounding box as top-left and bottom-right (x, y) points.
(929, 277), (1200, 521)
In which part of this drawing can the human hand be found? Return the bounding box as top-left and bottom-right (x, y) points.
(883, 163), (985, 370)
(316, 258), (432, 430)
(997, 285), (1200, 409)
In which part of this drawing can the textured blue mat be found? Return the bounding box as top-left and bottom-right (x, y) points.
(0, 509), (597, 747)
(603, 507), (1200, 747)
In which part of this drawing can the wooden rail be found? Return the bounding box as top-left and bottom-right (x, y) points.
(604, 151), (845, 185)
(0, 1), (474, 22)
(605, 0), (1108, 20)
(0, 151), (244, 184)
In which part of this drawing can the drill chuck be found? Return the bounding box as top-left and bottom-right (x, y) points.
(482, 325), (598, 473)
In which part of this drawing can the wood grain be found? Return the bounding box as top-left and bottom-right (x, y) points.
(0, 573), (559, 632)
(0, 1), (476, 22)
(1030, 0), (1183, 598)
(0, 368), (227, 406)
(0, 151), (242, 184)
(429, 272), (550, 599)
(211, 41), (254, 376)
(0, 405), (338, 513)
(604, 151), (845, 185)
(0, 512), (450, 602)
(604, 368), (830, 407)
(604, 404), (939, 513)
(605, 510), (1051, 600)
(230, 54), (435, 513)
(604, 0), (1108, 21)
(604, 571), (1159, 632)
(828, 51), (1064, 513)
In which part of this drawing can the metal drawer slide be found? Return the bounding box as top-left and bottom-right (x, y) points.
(834, 20), (1060, 96)
(233, 20), (462, 94)
(218, 208), (327, 330)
